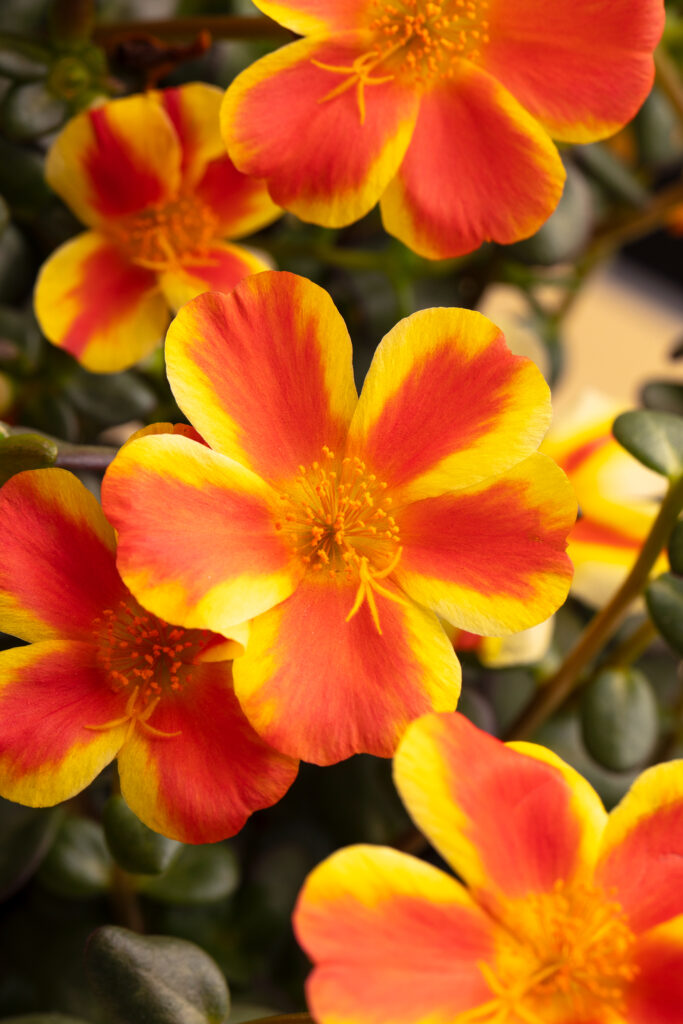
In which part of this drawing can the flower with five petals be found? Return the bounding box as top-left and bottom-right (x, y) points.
(103, 270), (576, 765)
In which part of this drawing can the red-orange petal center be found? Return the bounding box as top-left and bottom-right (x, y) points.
(275, 444), (401, 577)
(90, 595), (217, 736)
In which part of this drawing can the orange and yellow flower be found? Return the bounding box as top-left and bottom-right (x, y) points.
(221, 0), (664, 259)
(544, 391), (668, 609)
(295, 711), (683, 1024)
(102, 270), (576, 765)
(34, 83), (281, 373)
(0, 468), (297, 843)
(452, 391), (669, 666)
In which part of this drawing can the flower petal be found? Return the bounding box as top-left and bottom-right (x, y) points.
(394, 454), (575, 635)
(0, 640), (126, 806)
(194, 154), (282, 239)
(250, 0), (371, 34)
(102, 433), (300, 634)
(165, 271), (357, 481)
(116, 661), (298, 843)
(233, 576), (461, 764)
(596, 760), (683, 934)
(481, 0), (664, 143)
(0, 468), (123, 643)
(159, 242), (272, 312)
(158, 83), (226, 185)
(45, 93), (180, 227)
(347, 307), (551, 502)
(294, 844), (495, 1024)
(567, 517), (667, 610)
(34, 231), (168, 373)
(380, 63), (565, 259)
(221, 34), (419, 227)
(626, 918), (683, 1024)
(394, 713), (608, 904)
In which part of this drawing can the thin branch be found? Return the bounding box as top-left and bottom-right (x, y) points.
(93, 14), (292, 44)
(505, 474), (683, 741)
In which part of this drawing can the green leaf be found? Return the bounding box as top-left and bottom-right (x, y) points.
(103, 795), (182, 875)
(613, 409), (683, 480)
(0, 35), (50, 80)
(86, 926), (230, 1024)
(580, 667), (659, 771)
(65, 369), (157, 426)
(38, 817), (113, 898)
(669, 520), (683, 576)
(575, 142), (649, 206)
(0, 432), (57, 486)
(0, 799), (62, 899)
(642, 381), (683, 417)
(646, 572), (683, 654)
(139, 844), (239, 905)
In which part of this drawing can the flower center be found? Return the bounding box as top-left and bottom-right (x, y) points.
(108, 196), (219, 270)
(86, 596), (217, 739)
(276, 445), (406, 632)
(313, 0), (490, 122)
(370, 0), (490, 78)
(459, 881), (639, 1024)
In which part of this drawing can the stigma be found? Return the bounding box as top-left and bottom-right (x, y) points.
(459, 879), (639, 1023)
(87, 596), (217, 739)
(276, 445), (407, 632)
(109, 195), (219, 269)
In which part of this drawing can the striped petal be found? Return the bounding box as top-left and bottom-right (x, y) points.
(394, 454), (575, 635)
(165, 271), (357, 482)
(158, 83), (226, 186)
(221, 34), (419, 227)
(34, 231), (168, 373)
(627, 918), (683, 1024)
(294, 844), (495, 1024)
(0, 468), (123, 643)
(116, 661), (298, 844)
(159, 242), (272, 312)
(194, 154), (282, 239)
(102, 433), (300, 634)
(250, 0), (372, 34)
(567, 517), (667, 610)
(596, 760), (683, 934)
(232, 576), (461, 764)
(347, 307), (551, 502)
(380, 63), (565, 259)
(481, 0), (664, 143)
(0, 640), (126, 807)
(394, 713), (608, 904)
(45, 93), (180, 228)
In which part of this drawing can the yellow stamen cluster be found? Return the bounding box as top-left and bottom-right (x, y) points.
(313, 0), (491, 122)
(110, 196), (219, 270)
(275, 445), (406, 632)
(458, 880), (639, 1023)
(370, 0), (491, 80)
(88, 597), (214, 739)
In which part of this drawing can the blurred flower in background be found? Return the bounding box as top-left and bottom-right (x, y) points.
(34, 83), (281, 372)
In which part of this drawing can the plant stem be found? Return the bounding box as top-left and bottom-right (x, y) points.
(93, 14), (291, 44)
(655, 45), (683, 127)
(505, 473), (683, 741)
(603, 617), (659, 669)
